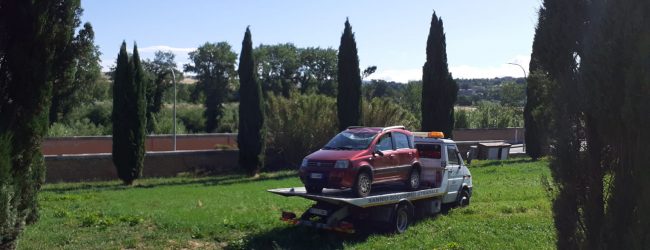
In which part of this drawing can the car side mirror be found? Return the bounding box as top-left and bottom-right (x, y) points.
(374, 148), (384, 157)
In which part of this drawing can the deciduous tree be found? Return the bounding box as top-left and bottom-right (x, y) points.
(184, 42), (237, 133)
(142, 51), (183, 133)
(49, 22), (102, 124)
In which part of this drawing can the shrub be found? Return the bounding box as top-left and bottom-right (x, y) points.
(265, 94), (338, 168)
(217, 103), (238, 133)
(362, 98), (418, 130)
(153, 109), (187, 135)
(175, 104), (206, 133)
(48, 119), (109, 137)
(453, 102), (523, 129)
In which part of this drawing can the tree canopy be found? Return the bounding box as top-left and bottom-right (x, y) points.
(184, 42), (237, 133)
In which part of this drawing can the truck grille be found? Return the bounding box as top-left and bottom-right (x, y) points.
(307, 160), (335, 168)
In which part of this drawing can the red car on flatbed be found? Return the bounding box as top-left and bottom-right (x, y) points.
(299, 126), (421, 197)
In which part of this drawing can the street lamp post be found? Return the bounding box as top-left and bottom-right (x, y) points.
(170, 69), (177, 151)
(507, 62), (527, 79)
(507, 62), (527, 152)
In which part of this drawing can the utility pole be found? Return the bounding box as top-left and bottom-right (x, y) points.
(171, 69), (177, 151)
(507, 62), (527, 152)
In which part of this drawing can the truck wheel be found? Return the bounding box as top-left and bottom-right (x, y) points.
(353, 171), (372, 197)
(305, 185), (323, 194)
(457, 189), (470, 207)
(406, 167), (420, 190)
(392, 204), (411, 234)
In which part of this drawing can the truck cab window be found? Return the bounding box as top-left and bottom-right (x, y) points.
(416, 143), (441, 159)
(447, 146), (459, 165)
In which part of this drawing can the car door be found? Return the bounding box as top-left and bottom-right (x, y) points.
(443, 144), (464, 203)
(392, 132), (414, 179)
(371, 132), (397, 181)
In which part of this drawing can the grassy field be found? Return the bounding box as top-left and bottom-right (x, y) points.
(19, 158), (555, 249)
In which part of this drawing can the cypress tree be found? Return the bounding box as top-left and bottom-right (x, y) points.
(337, 18), (362, 131)
(421, 11), (458, 137)
(1, 0), (80, 248)
(112, 42), (147, 185)
(523, 69), (551, 160)
(237, 27), (266, 176)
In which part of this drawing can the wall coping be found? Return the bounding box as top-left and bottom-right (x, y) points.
(44, 149), (238, 159)
(45, 133), (237, 140)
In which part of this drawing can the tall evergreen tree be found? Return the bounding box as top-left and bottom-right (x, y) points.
(0, 1), (81, 248)
(184, 42), (237, 133)
(421, 11), (457, 137)
(523, 68), (551, 160)
(237, 27), (266, 176)
(337, 18), (362, 131)
(112, 42), (147, 185)
(531, 0), (650, 248)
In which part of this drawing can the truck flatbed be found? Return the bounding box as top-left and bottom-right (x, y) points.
(268, 185), (445, 208)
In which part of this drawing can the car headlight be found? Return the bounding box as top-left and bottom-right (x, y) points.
(334, 160), (349, 169)
(301, 158), (309, 168)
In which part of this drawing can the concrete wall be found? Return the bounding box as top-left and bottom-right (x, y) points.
(42, 128), (523, 155)
(44, 149), (239, 183)
(42, 134), (237, 155)
(453, 128), (524, 144)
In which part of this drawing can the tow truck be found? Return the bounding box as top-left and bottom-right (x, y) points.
(268, 131), (473, 233)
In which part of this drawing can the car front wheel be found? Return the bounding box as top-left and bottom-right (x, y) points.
(353, 171), (372, 197)
(457, 189), (470, 207)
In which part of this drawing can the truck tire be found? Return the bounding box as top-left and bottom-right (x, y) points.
(391, 204), (411, 234)
(406, 167), (420, 190)
(305, 185), (323, 194)
(457, 188), (470, 207)
(353, 171), (372, 197)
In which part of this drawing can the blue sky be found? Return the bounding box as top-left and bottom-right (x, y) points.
(82, 0), (541, 82)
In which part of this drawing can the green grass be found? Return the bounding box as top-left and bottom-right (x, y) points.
(19, 158), (555, 249)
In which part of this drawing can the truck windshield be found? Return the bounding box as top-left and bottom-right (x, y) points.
(323, 131), (377, 150)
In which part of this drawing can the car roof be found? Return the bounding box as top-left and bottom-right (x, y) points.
(346, 127), (412, 134)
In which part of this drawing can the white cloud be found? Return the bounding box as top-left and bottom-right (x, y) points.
(138, 45), (196, 53)
(369, 68), (422, 83)
(450, 55), (530, 79)
(370, 55), (531, 82)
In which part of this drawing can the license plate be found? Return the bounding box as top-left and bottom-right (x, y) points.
(310, 208), (328, 216)
(310, 173), (323, 179)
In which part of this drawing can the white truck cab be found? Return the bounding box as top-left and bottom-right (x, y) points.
(414, 132), (473, 205)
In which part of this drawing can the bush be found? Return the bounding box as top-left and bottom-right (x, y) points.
(453, 102), (523, 129)
(48, 119), (109, 137)
(362, 98), (418, 130)
(175, 103), (205, 133)
(217, 103), (238, 133)
(265, 94), (338, 168)
(65, 102), (112, 128)
(152, 109), (188, 135)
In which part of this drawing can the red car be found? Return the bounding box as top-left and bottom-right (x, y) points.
(299, 126), (421, 197)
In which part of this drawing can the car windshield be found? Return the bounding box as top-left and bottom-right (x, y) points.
(322, 131), (377, 150)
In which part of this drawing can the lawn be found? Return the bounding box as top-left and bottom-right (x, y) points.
(19, 157), (555, 249)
